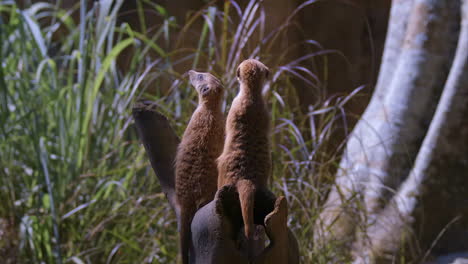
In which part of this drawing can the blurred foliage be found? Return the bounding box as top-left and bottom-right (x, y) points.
(0, 0), (362, 263)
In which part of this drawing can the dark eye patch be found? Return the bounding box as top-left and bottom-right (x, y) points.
(200, 84), (210, 95)
(197, 74), (204, 81)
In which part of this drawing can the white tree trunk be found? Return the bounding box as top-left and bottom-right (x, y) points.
(313, 0), (416, 246)
(354, 1), (468, 262)
(315, 0), (463, 255)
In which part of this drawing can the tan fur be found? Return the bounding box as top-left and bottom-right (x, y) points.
(175, 70), (225, 264)
(217, 59), (271, 258)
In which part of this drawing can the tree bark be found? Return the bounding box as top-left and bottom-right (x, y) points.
(354, 1), (468, 261)
(314, 0), (415, 247)
(315, 0), (461, 249)
(361, 0), (460, 224)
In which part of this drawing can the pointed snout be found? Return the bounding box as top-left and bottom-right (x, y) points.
(188, 70), (199, 85)
(188, 70), (198, 78)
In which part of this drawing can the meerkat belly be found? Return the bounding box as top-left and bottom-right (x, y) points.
(176, 144), (218, 208)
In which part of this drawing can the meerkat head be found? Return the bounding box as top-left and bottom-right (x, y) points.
(236, 59), (270, 91)
(188, 70), (224, 104)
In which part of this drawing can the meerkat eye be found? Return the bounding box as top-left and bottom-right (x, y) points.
(236, 67), (240, 78)
(197, 74), (204, 81)
(200, 84), (210, 95)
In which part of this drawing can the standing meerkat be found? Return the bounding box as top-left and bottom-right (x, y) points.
(175, 70), (225, 264)
(217, 59), (271, 258)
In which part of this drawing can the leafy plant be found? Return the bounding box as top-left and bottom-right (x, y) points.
(0, 0), (362, 263)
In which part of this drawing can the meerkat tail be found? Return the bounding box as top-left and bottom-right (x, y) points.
(236, 179), (256, 242)
(178, 209), (193, 264)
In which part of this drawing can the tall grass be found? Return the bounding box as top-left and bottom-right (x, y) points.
(0, 0), (362, 263)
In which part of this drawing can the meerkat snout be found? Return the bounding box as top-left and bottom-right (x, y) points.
(188, 70), (223, 99)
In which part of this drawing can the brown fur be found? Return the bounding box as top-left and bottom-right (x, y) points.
(175, 70), (225, 264)
(217, 59), (271, 259)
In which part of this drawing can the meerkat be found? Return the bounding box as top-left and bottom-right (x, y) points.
(175, 70), (225, 264)
(217, 59), (271, 259)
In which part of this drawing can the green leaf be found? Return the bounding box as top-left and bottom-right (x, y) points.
(79, 38), (135, 164)
(108, 230), (143, 253)
(22, 11), (47, 57)
(42, 194), (50, 209)
(155, 4), (167, 17)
